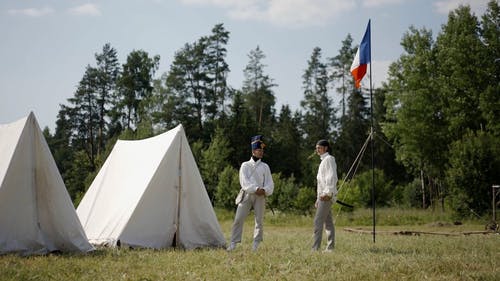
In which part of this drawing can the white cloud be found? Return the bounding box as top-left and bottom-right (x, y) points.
(267, 0), (355, 26)
(433, 0), (490, 15)
(8, 7), (54, 17)
(68, 3), (101, 16)
(362, 0), (403, 8)
(180, 0), (355, 27)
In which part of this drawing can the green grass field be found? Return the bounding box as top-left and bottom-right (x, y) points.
(1, 208), (499, 281)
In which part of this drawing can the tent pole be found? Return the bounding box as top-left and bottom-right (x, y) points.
(31, 116), (46, 246)
(176, 134), (183, 248)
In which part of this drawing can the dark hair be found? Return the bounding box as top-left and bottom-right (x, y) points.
(316, 139), (330, 151)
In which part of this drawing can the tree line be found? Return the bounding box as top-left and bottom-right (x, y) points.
(43, 1), (499, 218)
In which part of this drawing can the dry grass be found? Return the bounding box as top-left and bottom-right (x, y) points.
(1, 209), (499, 281)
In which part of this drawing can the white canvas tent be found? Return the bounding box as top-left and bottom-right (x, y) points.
(0, 112), (94, 255)
(76, 124), (226, 249)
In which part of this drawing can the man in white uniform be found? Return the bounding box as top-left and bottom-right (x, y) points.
(227, 135), (274, 251)
(312, 139), (338, 252)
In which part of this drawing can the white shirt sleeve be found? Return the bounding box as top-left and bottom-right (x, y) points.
(262, 163), (274, 196)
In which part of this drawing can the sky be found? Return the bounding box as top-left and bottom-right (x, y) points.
(0, 0), (491, 131)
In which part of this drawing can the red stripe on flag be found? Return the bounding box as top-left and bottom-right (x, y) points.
(351, 64), (367, 89)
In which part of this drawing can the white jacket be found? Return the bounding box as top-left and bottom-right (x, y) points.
(316, 153), (338, 200)
(239, 158), (274, 196)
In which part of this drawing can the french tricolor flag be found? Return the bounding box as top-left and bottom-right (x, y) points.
(350, 20), (371, 89)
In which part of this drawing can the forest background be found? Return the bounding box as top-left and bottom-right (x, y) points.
(42, 1), (499, 220)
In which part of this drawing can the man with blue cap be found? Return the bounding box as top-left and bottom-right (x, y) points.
(227, 135), (274, 251)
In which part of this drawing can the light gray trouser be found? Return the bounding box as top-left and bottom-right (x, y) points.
(312, 199), (335, 250)
(230, 194), (266, 244)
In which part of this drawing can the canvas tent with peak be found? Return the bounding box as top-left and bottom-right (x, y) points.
(76, 124), (226, 249)
(0, 112), (94, 255)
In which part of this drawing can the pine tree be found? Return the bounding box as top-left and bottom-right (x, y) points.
(330, 34), (356, 119)
(300, 47), (336, 149)
(115, 50), (160, 131)
(94, 43), (120, 152)
(242, 46), (276, 133)
(225, 90), (258, 168)
(269, 105), (302, 178)
(205, 23), (230, 121)
(334, 87), (370, 177)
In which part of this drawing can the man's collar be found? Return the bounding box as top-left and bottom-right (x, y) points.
(251, 156), (261, 163)
(320, 152), (329, 160)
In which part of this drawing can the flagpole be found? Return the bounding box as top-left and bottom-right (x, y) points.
(349, 19), (375, 243)
(368, 20), (376, 243)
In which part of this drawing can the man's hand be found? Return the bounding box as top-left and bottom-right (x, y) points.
(255, 188), (266, 196)
(319, 195), (331, 201)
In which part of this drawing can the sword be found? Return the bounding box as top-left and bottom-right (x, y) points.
(336, 199), (354, 208)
